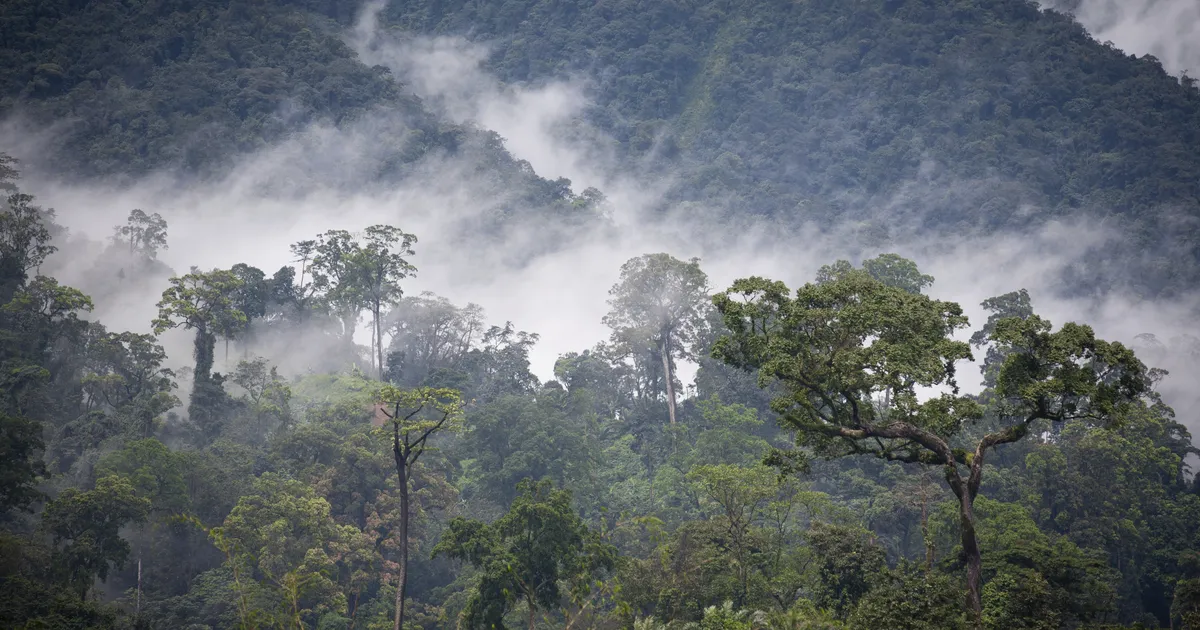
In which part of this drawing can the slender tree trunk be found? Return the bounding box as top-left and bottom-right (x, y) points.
(660, 336), (676, 426)
(375, 303), (385, 381)
(528, 597), (536, 630)
(922, 498), (934, 571)
(136, 556), (142, 618)
(393, 443), (409, 630)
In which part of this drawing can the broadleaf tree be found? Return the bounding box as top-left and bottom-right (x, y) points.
(603, 253), (710, 426)
(152, 268), (246, 443)
(711, 258), (1154, 628)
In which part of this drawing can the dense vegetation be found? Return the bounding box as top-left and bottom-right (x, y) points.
(380, 0), (1200, 296)
(0, 0), (607, 228)
(3, 154), (1200, 630)
(4, 0), (1200, 628)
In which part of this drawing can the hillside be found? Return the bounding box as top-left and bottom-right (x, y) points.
(383, 0), (1200, 296)
(0, 0), (603, 226)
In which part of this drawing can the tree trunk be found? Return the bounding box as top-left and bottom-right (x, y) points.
(958, 491), (983, 629)
(660, 336), (676, 426)
(922, 498), (934, 571)
(375, 304), (385, 381)
(136, 556), (142, 618)
(393, 446), (409, 630)
(528, 597), (536, 630)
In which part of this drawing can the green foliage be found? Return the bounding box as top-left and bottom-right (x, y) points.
(82, 331), (178, 439)
(41, 475), (151, 599)
(805, 522), (886, 618)
(0, 190), (57, 303)
(604, 253), (711, 426)
(0, 411), (45, 516)
(434, 478), (617, 629)
(111, 209), (168, 260)
(210, 473), (356, 629)
(712, 262), (980, 461)
(848, 564), (966, 630)
(384, 0), (1200, 295)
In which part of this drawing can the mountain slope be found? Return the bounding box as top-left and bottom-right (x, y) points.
(383, 0), (1200, 295)
(0, 0), (605, 232)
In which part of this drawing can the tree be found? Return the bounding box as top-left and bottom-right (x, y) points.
(686, 464), (782, 608)
(0, 411), (46, 516)
(41, 475), (150, 600)
(603, 253), (710, 426)
(82, 331), (178, 438)
(223, 263), (269, 357)
(434, 478), (618, 630)
(153, 268), (246, 443)
(1, 275), (94, 346)
(230, 357), (293, 443)
(112, 209), (168, 260)
(376, 385), (464, 630)
(384, 292), (485, 387)
(711, 260), (1154, 627)
(0, 191), (57, 303)
(208, 473), (355, 629)
(848, 563), (965, 630)
(302, 226), (418, 377)
(355, 225), (417, 380)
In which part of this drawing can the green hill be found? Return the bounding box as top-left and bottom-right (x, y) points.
(4, 0), (1200, 295)
(0, 0), (603, 227)
(383, 0), (1200, 296)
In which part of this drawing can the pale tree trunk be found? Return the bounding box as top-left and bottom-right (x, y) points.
(375, 303), (385, 381)
(660, 335), (676, 426)
(528, 597), (536, 630)
(392, 452), (409, 630)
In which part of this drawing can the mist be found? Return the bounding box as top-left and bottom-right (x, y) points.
(1043, 0), (1200, 77)
(4, 2), (1198, 437)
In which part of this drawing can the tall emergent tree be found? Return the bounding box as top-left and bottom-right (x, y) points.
(711, 259), (1153, 628)
(153, 268), (246, 442)
(112, 209), (168, 260)
(377, 385), (464, 630)
(603, 253), (709, 426)
(355, 225), (417, 379)
(304, 226), (417, 377)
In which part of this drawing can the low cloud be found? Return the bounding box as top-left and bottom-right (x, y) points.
(3, 3), (1197, 438)
(1045, 0), (1200, 77)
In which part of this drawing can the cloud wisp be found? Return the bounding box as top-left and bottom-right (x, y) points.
(1045, 0), (1200, 77)
(4, 2), (1198, 437)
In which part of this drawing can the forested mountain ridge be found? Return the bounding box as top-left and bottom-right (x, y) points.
(6, 0), (1200, 296)
(381, 0), (1200, 296)
(0, 0), (605, 226)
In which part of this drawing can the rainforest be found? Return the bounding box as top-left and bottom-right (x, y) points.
(2, 0), (1200, 629)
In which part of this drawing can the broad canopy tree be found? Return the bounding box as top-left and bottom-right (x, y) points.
(153, 268), (247, 443)
(112, 209), (168, 260)
(711, 255), (1154, 627)
(298, 226), (417, 378)
(603, 253), (710, 426)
